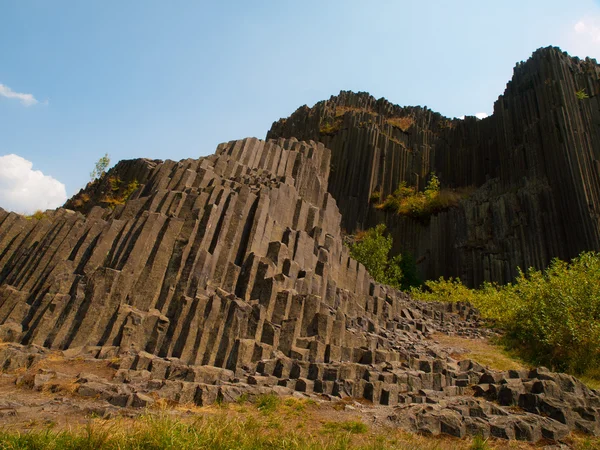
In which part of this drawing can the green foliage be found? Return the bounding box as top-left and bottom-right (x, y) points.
(398, 253), (422, 291)
(90, 153), (110, 181)
(411, 252), (600, 375)
(375, 175), (470, 221)
(576, 88), (590, 100)
(25, 210), (45, 221)
(349, 224), (420, 291)
(256, 393), (280, 413)
(322, 420), (368, 435)
(469, 434), (490, 450)
(369, 190), (381, 202)
(102, 178), (140, 210)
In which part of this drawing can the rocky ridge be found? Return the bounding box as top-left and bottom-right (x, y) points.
(0, 136), (599, 443)
(267, 47), (600, 286)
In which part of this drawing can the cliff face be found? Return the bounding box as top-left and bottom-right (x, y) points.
(0, 137), (431, 364)
(267, 47), (600, 286)
(2, 119), (600, 442)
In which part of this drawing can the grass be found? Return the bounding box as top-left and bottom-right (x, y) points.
(335, 106), (374, 117)
(433, 334), (527, 372)
(256, 393), (280, 413)
(387, 116), (415, 132)
(25, 210), (45, 221)
(322, 420), (368, 435)
(0, 397), (565, 450)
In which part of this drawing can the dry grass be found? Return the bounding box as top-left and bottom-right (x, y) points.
(434, 334), (527, 372)
(0, 397), (545, 450)
(334, 106), (375, 117)
(0, 389), (598, 448)
(387, 116), (415, 132)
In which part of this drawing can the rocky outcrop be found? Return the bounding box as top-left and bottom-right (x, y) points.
(267, 47), (600, 286)
(0, 136), (599, 442)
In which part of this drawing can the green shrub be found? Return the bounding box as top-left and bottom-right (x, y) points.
(349, 224), (420, 290)
(374, 175), (471, 220)
(369, 191), (381, 202)
(411, 252), (600, 375)
(102, 179), (140, 210)
(25, 210), (45, 221)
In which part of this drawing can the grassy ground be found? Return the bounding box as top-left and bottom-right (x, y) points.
(433, 334), (528, 372)
(1, 395), (599, 449)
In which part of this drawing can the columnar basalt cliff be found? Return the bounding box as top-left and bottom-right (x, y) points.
(1, 47), (600, 443)
(267, 47), (600, 286)
(1, 137), (600, 442)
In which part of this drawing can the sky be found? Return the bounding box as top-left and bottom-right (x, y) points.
(1, 0), (600, 213)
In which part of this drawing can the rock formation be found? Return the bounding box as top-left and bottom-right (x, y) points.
(0, 134), (599, 442)
(267, 46), (600, 286)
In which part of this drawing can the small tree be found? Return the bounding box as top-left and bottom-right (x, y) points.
(90, 153), (110, 181)
(350, 224), (407, 289)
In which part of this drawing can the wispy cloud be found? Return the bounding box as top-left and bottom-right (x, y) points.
(562, 17), (600, 60)
(574, 19), (600, 42)
(0, 83), (38, 106)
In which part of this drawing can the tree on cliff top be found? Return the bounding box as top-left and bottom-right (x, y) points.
(90, 153), (110, 181)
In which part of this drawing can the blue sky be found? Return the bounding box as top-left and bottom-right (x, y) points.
(1, 0), (600, 213)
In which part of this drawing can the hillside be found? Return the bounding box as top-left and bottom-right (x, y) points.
(0, 47), (599, 445)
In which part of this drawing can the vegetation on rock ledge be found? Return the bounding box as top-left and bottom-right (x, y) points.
(373, 175), (474, 220)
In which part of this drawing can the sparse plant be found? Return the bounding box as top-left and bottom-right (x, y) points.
(375, 175), (473, 220)
(26, 210), (46, 221)
(319, 120), (342, 136)
(90, 153), (111, 181)
(322, 420), (368, 435)
(576, 88), (590, 100)
(101, 179), (140, 210)
(387, 116), (414, 131)
(256, 393), (280, 414)
(470, 434), (490, 450)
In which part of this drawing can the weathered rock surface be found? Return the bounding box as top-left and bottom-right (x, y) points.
(267, 46), (600, 286)
(0, 135), (599, 442)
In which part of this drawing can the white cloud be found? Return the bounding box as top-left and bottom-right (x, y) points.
(0, 154), (67, 214)
(562, 17), (600, 59)
(575, 21), (587, 34)
(0, 83), (38, 106)
(458, 113), (489, 120)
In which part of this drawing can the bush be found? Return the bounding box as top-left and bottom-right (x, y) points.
(25, 210), (45, 221)
(375, 175), (471, 220)
(102, 178), (140, 209)
(411, 252), (600, 375)
(349, 224), (420, 290)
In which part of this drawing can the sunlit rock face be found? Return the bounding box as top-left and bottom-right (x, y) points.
(268, 46), (600, 286)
